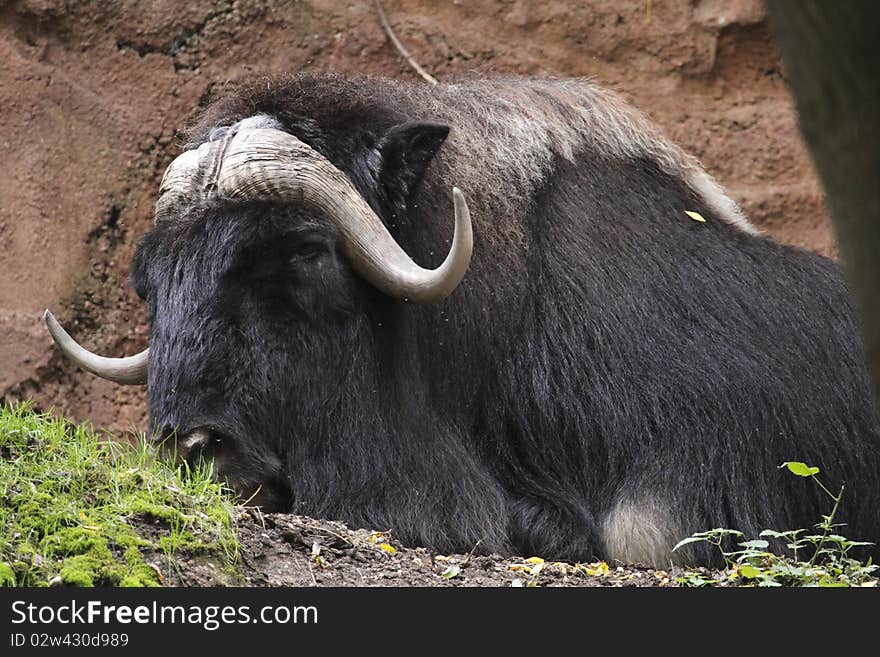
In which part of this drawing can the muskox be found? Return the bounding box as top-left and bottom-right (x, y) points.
(45, 74), (880, 567)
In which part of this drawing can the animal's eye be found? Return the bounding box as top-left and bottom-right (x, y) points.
(288, 241), (327, 265)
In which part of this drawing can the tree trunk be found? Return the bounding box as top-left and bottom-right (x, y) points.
(765, 1), (880, 406)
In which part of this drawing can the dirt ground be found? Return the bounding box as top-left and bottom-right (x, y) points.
(0, 1), (832, 587)
(154, 510), (721, 587)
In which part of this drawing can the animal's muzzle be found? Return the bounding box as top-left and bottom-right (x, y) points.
(175, 427), (227, 462)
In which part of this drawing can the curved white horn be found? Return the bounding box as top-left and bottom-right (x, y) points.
(44, 310), (148, 385)
(178, 127), (473, 303)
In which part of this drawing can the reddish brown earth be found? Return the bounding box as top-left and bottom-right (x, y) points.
(0, 0), (830, 432)
(0, 0), (839, 588)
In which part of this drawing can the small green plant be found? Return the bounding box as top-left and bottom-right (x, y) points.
(673, 461), (878, 587)
(0, 402), (240, 587)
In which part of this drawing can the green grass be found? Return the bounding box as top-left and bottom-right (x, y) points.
(0, 402), (239, 587)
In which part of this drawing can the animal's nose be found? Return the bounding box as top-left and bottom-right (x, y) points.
(152, 425), (224, 461)
(177, 426), (225, 461)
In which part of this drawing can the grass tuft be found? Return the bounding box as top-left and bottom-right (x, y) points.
(0, 402), (239, 587)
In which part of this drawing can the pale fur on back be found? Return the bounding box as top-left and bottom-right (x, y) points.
(427, 78), (755, 236)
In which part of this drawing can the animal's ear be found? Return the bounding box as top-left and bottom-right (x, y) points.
(376, 121), (450, 204)
(130, 245), (150, 301)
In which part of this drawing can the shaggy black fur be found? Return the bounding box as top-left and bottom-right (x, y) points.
(130, 74), (880, 566)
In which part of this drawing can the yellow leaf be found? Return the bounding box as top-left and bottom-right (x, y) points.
(685, 210), (706, 223)
(583, 561), (609, 576)
(529, 562), (545, 576)
(378, 543), (396, 555)
(524, 557), (545, 564)
(550, 562), (574, 575)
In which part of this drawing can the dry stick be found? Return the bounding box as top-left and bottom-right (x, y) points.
(373, 0), (438, 85)
(306, 556), (319, 586)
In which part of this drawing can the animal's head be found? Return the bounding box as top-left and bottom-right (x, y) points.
(45, 109), (472, 509)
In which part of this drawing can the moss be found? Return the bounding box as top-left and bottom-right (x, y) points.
(0, 562), (15, 586)
(119, 574), (149, 587)
(128, 499), (195, 524)
(0, 402), (239, 587)
(43, 527), (106, 557)
(59, 553), (110, 587)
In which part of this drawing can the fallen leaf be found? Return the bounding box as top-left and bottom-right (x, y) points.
(548, 562), (574, 574)
(441, 564), (461, 579)
(685, 210), (706, 223)
(583, 561), (609, 576)
(149, 563), (164, 584)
